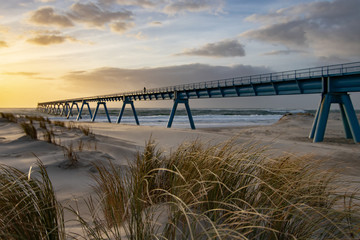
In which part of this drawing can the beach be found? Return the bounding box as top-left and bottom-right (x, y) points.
(1, 111), (359, 236)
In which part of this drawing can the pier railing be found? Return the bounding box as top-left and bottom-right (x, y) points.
(120, 61), (360, 96)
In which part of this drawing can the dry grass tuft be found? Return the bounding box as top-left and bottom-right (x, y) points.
(62, 144), (78, 168)
(20, 122), (37, 140)
(39, 120), (47, 129)
(78, 126), (92, 136)
(0, 112), (17, 123)
(0, 160), (65, 239)
(43, 129), (56, 144)
(52, 121), (65, 128)
(72, 138), (360, 239)
(25, 115), (47, 123)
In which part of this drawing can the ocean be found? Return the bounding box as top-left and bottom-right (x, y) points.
(1, 108), (312, 129)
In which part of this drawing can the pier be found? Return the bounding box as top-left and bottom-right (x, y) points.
(38, 62), (360, 143)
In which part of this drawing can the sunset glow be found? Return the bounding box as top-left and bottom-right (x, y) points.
(1, 0), (359, 108)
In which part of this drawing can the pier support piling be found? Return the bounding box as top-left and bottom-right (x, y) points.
(67, 102), (80, 119)
(92, 102), (111, 123)
(77, 101), (92, 121)
(309, 93), (360, 143)
(167, 98), (195, 129)
(116, 99), (140, 125)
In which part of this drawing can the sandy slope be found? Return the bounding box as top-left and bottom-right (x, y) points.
(0, 112), (359, 235)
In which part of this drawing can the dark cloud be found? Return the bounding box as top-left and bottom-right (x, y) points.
(68, 2), (133, 28)
(27, 34), (76, 45)
(29, 7), (74, 27)
(243, 20), (309, 47)
(164, 0), (224, 15)
(63, 63), (270, 94)
(241, 0), (360, 58)
(177, 39), (245, 57)
(0, 40), (8, 48)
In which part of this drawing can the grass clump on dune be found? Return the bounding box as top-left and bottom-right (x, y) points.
(0, 160), (65, 240)
(74, 139), (360, 239)
(20, 122), (38, 140)
(0, 112), (17, 123)
(52, 121), (65, 128)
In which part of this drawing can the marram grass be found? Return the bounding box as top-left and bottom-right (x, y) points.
(0, 135), (359, 239)
(73, 138), (360, 240)
(0, 160), (65, 240)
(1, 111), (359, 239)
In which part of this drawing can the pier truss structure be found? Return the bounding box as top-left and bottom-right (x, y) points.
(38, 62), (360, 143)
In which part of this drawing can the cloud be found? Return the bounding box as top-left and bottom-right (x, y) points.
(177, 39), (245, 57)
(68, 2), (133, 28)
(110, 21), (135, 34)
(263, 49), (307, 56)
(149, 21), (162, 26)
(240, 0), (360, 58)
(3, 71), (54, 81)
(164, 0), (225, 15)
(126, 31), (147, 40)
(114, 0), (159, 8)
(35, 0), (56, 2)
(242, 20), (308, 47)
(0, 25), (9, 34)
(27, 34), (77, 45)
(63, 63), (271, 93)
(0, 40), (8, 48)
(28, 2), (134, 33)
(4, 72), (40, 76)
(29, 7), (74, 28)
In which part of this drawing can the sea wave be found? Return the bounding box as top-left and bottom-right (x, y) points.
(1, 108), (310, 128)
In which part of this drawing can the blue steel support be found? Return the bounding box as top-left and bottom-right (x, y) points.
(116, 99), (140, 125)
(67, 102), (79, 119)
(77, 101), (91, 121)
(339, 103), (353, 139)
(313, 94), (331, 142)
(92, 102), (111, 123)
(61, 103), (70, 116)
(66, 104), (73, 118)
(340, 94), (360, 143)
(55, 105), (60, 115)
(167, 98), (195, 129)
(309, 97), (322, 139)
(310, 93), (360, 143)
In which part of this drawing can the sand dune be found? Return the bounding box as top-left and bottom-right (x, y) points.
(1, 112), (359, 236)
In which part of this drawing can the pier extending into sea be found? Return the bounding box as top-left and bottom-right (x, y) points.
(38, 62), (360, 143)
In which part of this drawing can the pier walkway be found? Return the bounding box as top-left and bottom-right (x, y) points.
(38, 62), (360, 143)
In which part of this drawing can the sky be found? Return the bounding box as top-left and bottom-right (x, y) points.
(0, 0), (359, 109)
